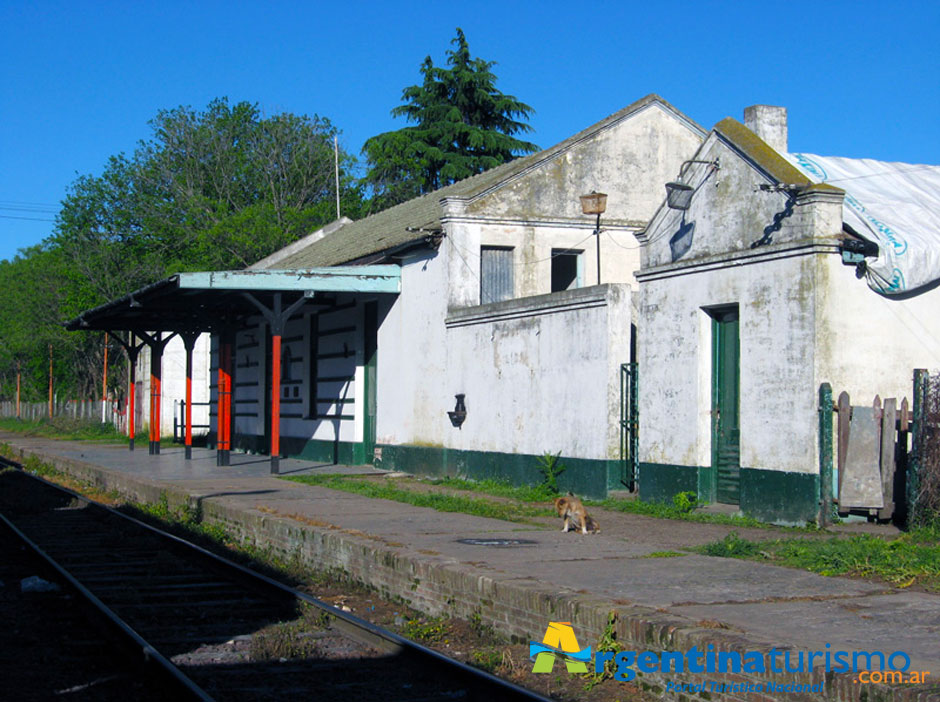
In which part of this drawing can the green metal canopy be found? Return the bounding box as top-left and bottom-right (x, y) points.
(65, 265), (401, 333)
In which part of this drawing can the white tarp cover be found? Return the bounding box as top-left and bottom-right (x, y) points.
(787, 153), (940, 295)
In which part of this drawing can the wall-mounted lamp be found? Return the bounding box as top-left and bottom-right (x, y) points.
(579, 191), (608, 285)
(665, 159), (720, 211)
(447, 393), (467, 428)
(840, 237), (879, 278)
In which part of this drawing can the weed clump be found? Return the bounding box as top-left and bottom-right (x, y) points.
(535, 451), (566, 497)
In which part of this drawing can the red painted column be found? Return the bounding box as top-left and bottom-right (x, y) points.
(270, 333), (281, 474)
(149, 349), (156, 453)
(216, 335), (232, 466)
(223, 338), (232, 465)
(185, 340), (194, 461)
(216, 338), (225, 465)
(127, 348), (137, 451)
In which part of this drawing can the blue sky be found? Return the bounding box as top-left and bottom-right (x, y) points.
(1, 0), (938, 263)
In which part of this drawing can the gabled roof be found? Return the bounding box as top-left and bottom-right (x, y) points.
(713, 117), (940, 295)
(270, 94), (705, 270)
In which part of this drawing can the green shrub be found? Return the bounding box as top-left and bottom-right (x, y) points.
(673, 491), (698, 513)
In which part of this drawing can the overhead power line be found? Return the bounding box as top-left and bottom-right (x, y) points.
(0, 214), (56, 222)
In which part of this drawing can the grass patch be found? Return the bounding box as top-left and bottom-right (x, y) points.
(401, 615), (449, 643)
(283, 474), (553, 522)
(428, 476), (557, 502)
(0, 416), (128, 443)
(251, 604), (333, 661)
(287, 473), (791, 530)
(590, 496), (768, 528)
(696, 529), (940, 590)
(697, 532), (764, 558)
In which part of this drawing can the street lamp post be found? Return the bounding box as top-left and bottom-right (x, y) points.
(579, 191), (608, 285)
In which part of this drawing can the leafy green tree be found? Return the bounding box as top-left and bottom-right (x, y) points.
(0, 98), (363, 402)
(363, 28), (538, 211)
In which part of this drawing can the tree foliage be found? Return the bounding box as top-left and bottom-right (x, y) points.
(1, 98), (361, 401)
(363, 28), (537, 211)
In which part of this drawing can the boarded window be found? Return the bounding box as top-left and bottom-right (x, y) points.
(480, 246), (514, 304)
(551, 249), (583, 292)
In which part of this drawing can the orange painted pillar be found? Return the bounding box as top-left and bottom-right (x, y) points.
(270, 333), (281, 474)
(149, 338), (163, 454)
(216, 335), (232, 466)
(216, 339), (225, 464)
(127, 345), (139, 451)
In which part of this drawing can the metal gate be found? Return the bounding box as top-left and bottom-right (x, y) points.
(620, 362), (638, 491)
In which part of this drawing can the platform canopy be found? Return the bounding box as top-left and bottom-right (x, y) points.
(64, 265), (401, 333)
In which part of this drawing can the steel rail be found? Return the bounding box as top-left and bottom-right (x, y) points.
(0, 510), (214, 701)
(0, 455), (551, 702)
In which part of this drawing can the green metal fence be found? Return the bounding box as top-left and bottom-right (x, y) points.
(620, 362), (638, 491)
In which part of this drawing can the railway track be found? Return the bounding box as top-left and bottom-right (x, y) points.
(0, 458), (550, 702)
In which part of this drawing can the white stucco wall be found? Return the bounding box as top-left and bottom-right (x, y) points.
(442, 216), (640, 301)
(816, 257), (940, 403)
(375, 249), (452, 447)
(446, 101), (704, 310)
(466, 102), (704, 224)
(136, 333), (211, 438)
(637, 131), (844, 476)
(639, 254), (819, 473)
(218, 296), (365, 448)
(442, 284), (631, 460)
(375, 249), (632, 460)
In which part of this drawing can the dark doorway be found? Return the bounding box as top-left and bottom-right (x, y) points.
(551, 249), (582, 292)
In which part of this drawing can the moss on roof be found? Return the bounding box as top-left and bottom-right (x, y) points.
(714, 117), (811, 186)
(270, 94), (705, 270)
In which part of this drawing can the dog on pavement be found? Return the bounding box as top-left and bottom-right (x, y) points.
(553, 493), (600, 534)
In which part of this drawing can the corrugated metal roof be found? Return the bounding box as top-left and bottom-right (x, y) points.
(270, 94), (704, 270)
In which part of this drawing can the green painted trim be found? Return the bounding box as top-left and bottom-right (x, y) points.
(378, 444), (614, 500)
(818, 383), (834, 527)
(233, 433), (361, 466)
(697, 464), (717, 504)
(739, 467), (819, 526)
(178, 266), (401, 293)
(640, 462), (819, 525)
(638, 462), (699, 504)
(358, 301), (378, 466)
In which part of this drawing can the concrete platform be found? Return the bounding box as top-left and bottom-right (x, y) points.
(2, 434), (938, 701)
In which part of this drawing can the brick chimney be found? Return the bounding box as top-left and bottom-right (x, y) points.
(744, 105), (788, 154)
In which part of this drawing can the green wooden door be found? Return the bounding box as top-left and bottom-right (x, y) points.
(712, 308), (740, 504)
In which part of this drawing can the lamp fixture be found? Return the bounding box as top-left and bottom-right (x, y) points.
(579, 191), (608, 285)
(447, 393), (467, 428)
(665, 159), (720, 211)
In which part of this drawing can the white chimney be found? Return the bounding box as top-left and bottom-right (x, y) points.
(744, 105), (788, 154)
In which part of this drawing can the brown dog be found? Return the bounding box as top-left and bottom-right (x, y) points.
(553, 493), (600, 534)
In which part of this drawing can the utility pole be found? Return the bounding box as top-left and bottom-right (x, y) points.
(334, 135), (341, 219)
(48, 343), (53, 418)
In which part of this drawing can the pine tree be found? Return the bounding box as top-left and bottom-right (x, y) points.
(363, 29), (538, 211)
